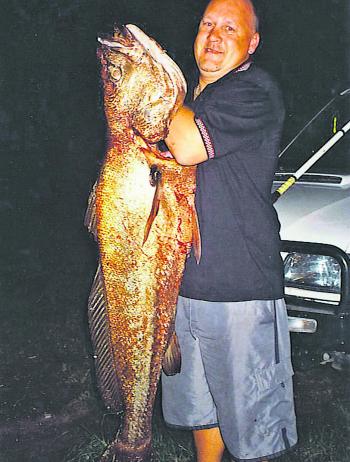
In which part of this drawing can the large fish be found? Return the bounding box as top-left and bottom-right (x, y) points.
(85, 25), (200, 462)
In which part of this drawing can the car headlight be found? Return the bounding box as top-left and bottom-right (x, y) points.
(283, 253), (341, 303)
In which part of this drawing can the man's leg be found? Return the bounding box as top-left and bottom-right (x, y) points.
(191, 299), (297, 462)
(193, 427), (269, 462)
(193, 427), (225, 462)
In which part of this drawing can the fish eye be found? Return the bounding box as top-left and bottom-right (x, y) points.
(108, 63), (122, 82)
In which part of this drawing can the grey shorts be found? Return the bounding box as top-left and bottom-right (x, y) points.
(162, 297), (297, 462)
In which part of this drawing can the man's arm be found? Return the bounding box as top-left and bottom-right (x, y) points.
(165, 106), (208, 166)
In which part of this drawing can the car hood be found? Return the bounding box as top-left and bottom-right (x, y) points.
(273, 176), (350, 253)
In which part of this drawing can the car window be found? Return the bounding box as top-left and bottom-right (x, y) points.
(278, 92), (350, 174)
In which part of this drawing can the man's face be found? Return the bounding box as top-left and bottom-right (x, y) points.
(194, 0), (260, 84)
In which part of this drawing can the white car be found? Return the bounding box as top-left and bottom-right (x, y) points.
(273, 91), (350, 370)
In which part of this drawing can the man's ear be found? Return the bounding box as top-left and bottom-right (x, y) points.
(248, 32), (260, 55)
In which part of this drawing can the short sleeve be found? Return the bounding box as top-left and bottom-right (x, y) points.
(194, 82), (275, 159)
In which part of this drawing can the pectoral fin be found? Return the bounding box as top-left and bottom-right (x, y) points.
(162, 332), (181, 376)
(143, 166), (162, 245)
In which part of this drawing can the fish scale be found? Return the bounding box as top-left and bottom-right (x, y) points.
(85, 25), (200, 461)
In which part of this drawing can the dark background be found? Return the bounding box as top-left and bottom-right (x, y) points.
(2, 0), (349, 265)
(0, 0), (349, 439)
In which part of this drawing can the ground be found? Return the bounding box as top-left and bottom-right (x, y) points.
(1, 212), (350, 462)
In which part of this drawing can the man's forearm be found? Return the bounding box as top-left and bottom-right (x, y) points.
(165, 106), (208, 166)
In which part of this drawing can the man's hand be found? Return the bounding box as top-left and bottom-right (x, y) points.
(165, 106), (208, 166)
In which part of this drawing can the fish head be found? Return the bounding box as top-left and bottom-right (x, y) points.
(97, 25), (187, 143)
(97, 26), (137, 91)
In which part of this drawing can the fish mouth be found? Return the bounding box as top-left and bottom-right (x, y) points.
(97, 26), (140, 74)
(97, 24), (187, 115)
(124, 24), (187, 100)
(97, 25), (134, 48)
(97, 24), (186, 92)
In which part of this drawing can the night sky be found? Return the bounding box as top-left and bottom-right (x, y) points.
(1, 0), (349, 311)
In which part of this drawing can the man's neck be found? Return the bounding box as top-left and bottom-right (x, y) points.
(196, 58), (252, 96)
(194, 82), (205, 99)
(197, 77), (213, 94)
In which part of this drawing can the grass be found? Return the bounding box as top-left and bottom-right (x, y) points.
(65, 434), (108, 462)
(64, 367), (350, 462)
(64, 409), (196, 462)
(65, 414), (350, 462)
(64, 426), (196, 462)
(65, 418), (350, 462)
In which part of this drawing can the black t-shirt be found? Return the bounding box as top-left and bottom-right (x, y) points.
(179, 63), (285, 302)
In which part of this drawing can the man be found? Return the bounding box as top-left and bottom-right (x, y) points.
(162, 0), (298, 461)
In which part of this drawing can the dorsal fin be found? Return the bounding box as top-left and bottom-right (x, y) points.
(84, 182), (98, 240)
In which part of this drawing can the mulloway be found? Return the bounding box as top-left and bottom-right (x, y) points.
(85, 24), (200, 461)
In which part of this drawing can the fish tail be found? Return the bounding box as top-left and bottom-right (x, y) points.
(100, 435), (152, 462)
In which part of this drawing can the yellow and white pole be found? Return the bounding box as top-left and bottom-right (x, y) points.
(272, 119), (350, 203)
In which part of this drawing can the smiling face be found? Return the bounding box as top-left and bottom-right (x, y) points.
(194, 0), (260, 86)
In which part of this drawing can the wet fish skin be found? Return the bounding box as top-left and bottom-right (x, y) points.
(87, 25), (198, 462)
